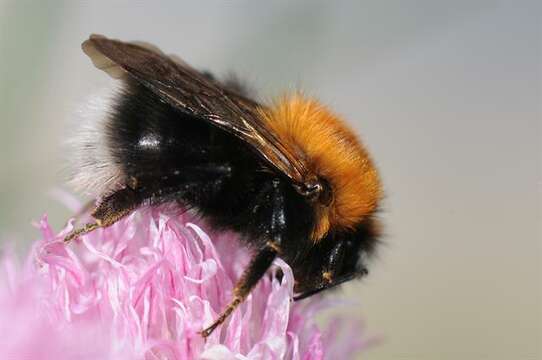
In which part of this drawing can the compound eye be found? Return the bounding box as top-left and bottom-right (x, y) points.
(296, 178), (333, 206)
(306, 181), (322, 196)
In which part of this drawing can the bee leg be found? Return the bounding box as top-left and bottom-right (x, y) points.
(320, 240), (347, 286)
(293, 240), (367, 301)
(200, 242), (279, 338)
(293, 271), (363, 301)
(200, 179), (285, 338)
(64, 187), (141, 243)
(64, 164), (230, 244)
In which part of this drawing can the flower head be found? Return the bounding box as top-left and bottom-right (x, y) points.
(0, 205), (373, 359)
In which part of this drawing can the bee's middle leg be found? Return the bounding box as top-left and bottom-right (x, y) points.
(200, 178), (286, 338)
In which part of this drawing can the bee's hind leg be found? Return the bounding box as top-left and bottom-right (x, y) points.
(64, 186), (142, 243)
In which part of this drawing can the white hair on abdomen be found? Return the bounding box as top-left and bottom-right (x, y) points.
(66, 84), (125, 197)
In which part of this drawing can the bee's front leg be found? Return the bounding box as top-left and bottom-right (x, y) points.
(293, 239), (367, 301)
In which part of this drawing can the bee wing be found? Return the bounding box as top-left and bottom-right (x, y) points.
(82, 34), (311, 185)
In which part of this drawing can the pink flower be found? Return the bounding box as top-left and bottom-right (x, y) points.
(0, 205), (374, 359)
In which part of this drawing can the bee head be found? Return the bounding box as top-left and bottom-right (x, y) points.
(261, 94), (383, 242)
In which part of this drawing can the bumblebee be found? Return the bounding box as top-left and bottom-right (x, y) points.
(67, 35), (383, 337)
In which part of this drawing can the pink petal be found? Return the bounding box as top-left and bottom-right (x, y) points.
(0, 205), (372, 359)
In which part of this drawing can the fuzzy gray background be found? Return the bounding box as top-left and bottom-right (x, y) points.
(0, 1), (540, 359)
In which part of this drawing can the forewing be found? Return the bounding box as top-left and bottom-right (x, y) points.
(82, 34), (309, 184)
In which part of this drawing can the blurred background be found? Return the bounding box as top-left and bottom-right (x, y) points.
(0, 1), (540, 359)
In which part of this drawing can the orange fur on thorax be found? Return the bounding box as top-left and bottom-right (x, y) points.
(260, 94), (382, 241)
